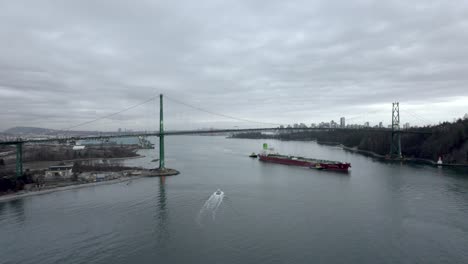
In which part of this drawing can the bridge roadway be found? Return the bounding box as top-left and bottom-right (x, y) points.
(0, 127), (431, 146)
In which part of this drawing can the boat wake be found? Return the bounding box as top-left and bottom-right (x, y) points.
(196, 189), (225, 226)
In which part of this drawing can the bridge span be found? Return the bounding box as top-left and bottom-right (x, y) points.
(0, 95), (431, 177)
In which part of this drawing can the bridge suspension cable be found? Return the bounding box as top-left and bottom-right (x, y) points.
(164, 95), (284, 127)
(60, 95), (159, 131)
(400, 109), (433, 125)
(345, 110), (381, 122)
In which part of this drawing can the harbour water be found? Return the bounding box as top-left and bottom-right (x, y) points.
(1, 136), (468, 263)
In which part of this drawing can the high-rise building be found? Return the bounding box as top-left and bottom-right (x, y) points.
(364, 122), (370, 127)
(379, 122), (383, 128)
(403, 122), (410, 129)
(340, 117), (345, 128)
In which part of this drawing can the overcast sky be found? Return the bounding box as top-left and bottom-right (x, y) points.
(1, 0), (468, 131)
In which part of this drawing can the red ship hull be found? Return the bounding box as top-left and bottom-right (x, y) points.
(258, 154), (351, 172)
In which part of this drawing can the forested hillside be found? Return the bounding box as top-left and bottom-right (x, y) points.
(232, 118), (468, 164)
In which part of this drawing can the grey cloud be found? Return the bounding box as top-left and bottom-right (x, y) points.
(1, 0), (468, 131)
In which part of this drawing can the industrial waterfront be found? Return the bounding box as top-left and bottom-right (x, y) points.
(1, 136), (467, 264)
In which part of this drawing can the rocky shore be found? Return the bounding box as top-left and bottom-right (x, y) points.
(0, 175), (144, 203)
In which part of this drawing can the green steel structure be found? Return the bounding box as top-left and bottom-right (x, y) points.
(390, 102), (402, 158)
(1, 98), (430, 177)
(159, 94), (165, 169)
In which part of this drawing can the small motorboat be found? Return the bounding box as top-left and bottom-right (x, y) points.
(249, 152), (258, 158)
(215, 189), (223, 195)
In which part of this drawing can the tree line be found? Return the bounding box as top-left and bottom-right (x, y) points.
(231, 118), (468, 164)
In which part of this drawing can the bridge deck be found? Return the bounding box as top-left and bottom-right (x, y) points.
(0, 127), (431, 146)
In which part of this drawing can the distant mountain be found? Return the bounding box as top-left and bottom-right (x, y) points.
(2, 126), (148, 137)
(3, 126), (103, 136)
(3, 126), (58, 135)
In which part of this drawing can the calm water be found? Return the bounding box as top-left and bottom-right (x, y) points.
(1, 136), (468, 264)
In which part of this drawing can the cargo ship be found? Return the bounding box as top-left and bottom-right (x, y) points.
(257, 144), (351, 172)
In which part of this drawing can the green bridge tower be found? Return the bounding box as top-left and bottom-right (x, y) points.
(390, 102), (402, 159)
(159, 94), (165, 169)
(153, 94), (179, 176)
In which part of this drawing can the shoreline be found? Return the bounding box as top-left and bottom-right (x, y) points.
(24, 154), (145, 165)
(229, 137), (468, 167)
(0, 154), (151, 202)
(5, 154), (146, 169)
(0, 155), (145, 171)
(338, 145), (468, 167)
(0, 175), (145, 203)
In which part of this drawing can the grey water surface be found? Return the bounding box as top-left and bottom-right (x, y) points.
(1, 136), (468, 264)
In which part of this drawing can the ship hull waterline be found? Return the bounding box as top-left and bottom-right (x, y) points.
(258, 154), (351, 172)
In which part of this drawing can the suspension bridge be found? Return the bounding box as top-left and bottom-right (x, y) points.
(0, 95), (431, 177)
